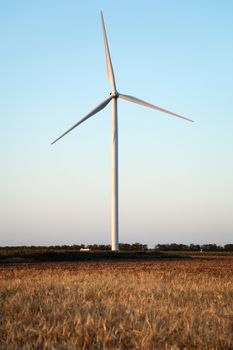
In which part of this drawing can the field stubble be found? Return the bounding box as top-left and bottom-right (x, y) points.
(0, 257), (233, 349)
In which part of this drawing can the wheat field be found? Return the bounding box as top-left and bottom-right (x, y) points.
(1, 257), (233, 349)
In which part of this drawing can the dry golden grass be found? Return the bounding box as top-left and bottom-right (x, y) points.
(1, 257), (233, 349)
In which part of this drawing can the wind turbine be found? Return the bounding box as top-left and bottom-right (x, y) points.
(52, 11), (193, 251)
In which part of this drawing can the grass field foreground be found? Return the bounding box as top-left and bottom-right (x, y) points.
(1, 257), (233, 349)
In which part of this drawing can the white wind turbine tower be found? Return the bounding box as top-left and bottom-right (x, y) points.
(52, 11), (193, 251)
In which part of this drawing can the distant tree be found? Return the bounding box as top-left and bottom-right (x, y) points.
(189, 244), (200, 251)
(119, 243), (131, 251)
(155, 243), (188, 251)
(224, 244), (233, 251)
(200, 244), (223, 252)
(155, 244), (169, 251)
(130, 243), (147, 251)
(87, 244), (111, 251)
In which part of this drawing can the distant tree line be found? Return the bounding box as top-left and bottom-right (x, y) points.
(155, 243), (233, 252)
(0, 243), (233, 253)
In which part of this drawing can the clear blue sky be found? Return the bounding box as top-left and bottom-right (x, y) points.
(1, 0), (232, 246)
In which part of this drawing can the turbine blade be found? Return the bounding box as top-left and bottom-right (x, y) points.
(101, 11), (116, 92)
(119, 94), (194, 122)
(51, 95), (113, 145)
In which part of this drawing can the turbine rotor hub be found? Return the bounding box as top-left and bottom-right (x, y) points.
(110, 91), (119, 98)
